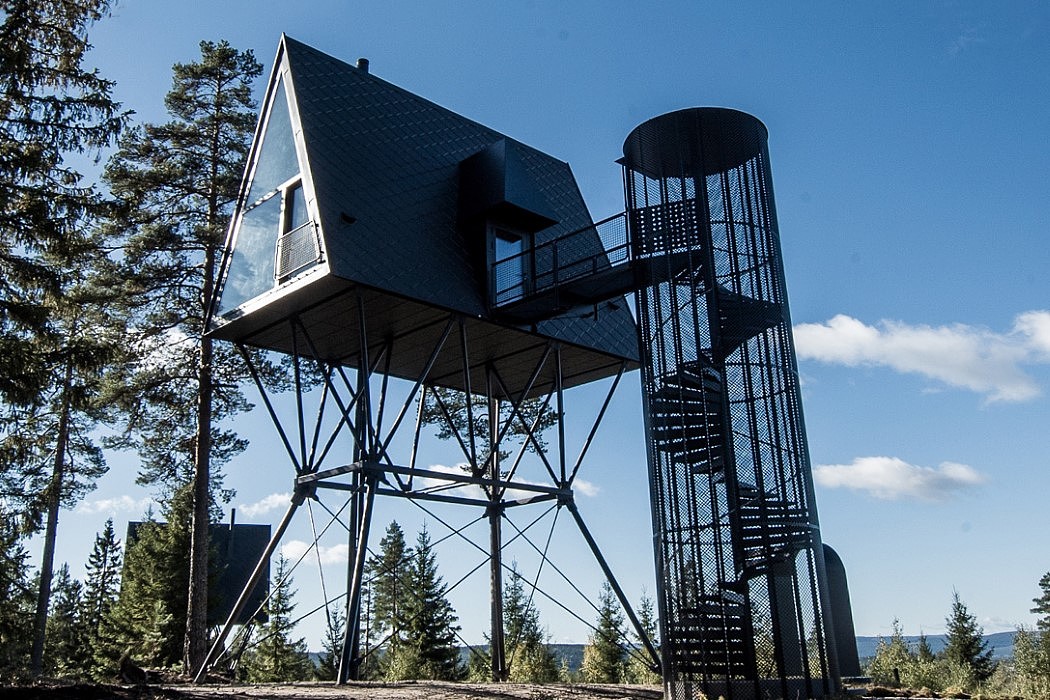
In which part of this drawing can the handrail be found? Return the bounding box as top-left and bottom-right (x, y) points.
(491, 211), (630, 306)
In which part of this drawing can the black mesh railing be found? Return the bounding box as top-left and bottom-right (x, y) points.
(490, 212), (629, 306)
(275, 220), (322, 282)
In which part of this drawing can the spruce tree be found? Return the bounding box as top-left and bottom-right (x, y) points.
(503, 564), (559, 682)
(0, 513), (34, 679)
(581, 582), (627, 683)
(0, 0), (126, 676)
(942, 591), (996, 683)
(366, 521), (413, 646)
(240, 556), (312, 682)
(314, 605), (345, 681)
(390, 526), (462, 681)
(1032, 571), (1050, 632)
(866, 619), (913, 687)
(626, 593), (660, 684)
(102, 39), (267, 673)
(43, 564), (85, 677)
(94, 498), (191, 676)
(19, 272), (123, 676)
(916, 631), (935, 663)
(80, 518), (122, 648)
(0, 0), (125, 407)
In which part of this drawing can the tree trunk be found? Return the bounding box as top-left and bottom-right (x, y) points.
(30, 357), (74, 676)
(184, 251), (215, 674)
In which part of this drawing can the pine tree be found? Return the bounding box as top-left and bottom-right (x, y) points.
(626, 593), (660, 684)
(0, 0), (125, 407)
(42, 564), (85, 677)
(1033, 571), (1050, 632)
(581, 582), (627, 683)
(389, 526), (462, 681)
(102, 39), (267, 674)
(422, 388), (557, 464)
(942, 591), (996, 683)
(503, 563), (559, 682)
(19, 276), (124, 676)
(0, 0), (126, 676)
(0, 513), (34, 679)
(240, 556), (312, 682)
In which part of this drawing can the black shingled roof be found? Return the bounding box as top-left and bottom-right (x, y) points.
(210, 36), (639, 397)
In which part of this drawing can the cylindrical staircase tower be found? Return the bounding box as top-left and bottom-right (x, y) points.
(623, 108), (839, 699)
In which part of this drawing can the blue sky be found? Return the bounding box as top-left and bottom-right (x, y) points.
(37, 1), (1050, 649)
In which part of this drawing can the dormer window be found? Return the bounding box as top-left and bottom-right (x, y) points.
(493, 228), (530, 304)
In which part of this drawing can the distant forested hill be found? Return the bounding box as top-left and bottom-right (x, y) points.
(854, 631), (1017, 660)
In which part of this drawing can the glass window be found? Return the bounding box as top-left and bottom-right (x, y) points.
(286, 181), (309, 231)
(494, 229), (527, 303)
(218, 194), (282, 314)
(245, 78), (299, 205)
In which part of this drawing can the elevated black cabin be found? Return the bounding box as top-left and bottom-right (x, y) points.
(207, 36), (638, 398)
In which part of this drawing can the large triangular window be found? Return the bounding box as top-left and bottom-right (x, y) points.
(217, 75), (321, 316)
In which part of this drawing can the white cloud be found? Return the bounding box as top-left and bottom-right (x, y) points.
(280, 539), (349, 566)
(77, 495), (155, 515)
(1016, 311), (1050, 357)
(794, 312), (1050, 402)
(237, 493), (292, 518)
(573, 478), (600, 498)
(814, 456), (985, 501)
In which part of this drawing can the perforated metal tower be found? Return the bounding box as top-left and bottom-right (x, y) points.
(622, 108), (839, 699)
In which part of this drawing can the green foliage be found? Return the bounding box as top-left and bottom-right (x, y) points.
(313, 605), (345, 681)
(386, 526), (462, 681)
(626, 593), (660, 684)
(465, 647), (492, 683)
(503, 563), (560, 683)
(240, 557), (313, 682)
(0, 0), (126, 407)
(102, 38), (266, 496)
(42, 565), (87, 677)
(421, 387), (558, 466)
(1013, 627), (1050, 699)
(581, 582), (627, 683)
(0, 515), (34, 680)
(102, 40), (272, 670)
(366, 521), (413, 647)
(942, 590), (996, 684)
(93, 496), (192, 677)
(866, 619), (913, 687)
(80, 519), (122, 645)
(1033, 572), (1050, 632)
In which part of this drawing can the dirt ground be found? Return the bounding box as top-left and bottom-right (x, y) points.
(0, 680), (664, 700)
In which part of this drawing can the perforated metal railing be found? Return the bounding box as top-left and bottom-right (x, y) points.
(275, 220), (323, 282)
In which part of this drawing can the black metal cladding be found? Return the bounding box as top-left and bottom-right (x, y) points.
(207, 37), (639, 400)
(623, 108), (840, 699)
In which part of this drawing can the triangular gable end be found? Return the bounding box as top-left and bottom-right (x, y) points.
(214, 39), (326, 319)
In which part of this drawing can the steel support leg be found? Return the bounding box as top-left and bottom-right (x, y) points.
(338, 474), (378, 684)
(193, 495), (303, 683)
(565, 500), (661, 672)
